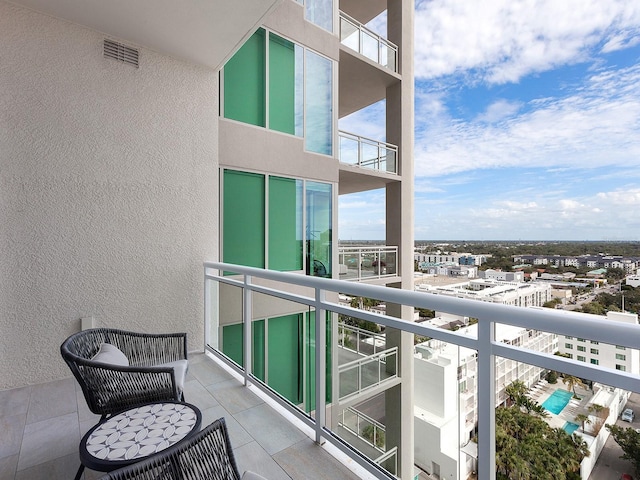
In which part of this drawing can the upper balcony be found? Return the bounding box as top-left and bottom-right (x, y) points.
(338, 12), (401, 118)
(338, 245), (398, 282)
(339, 130), (397, 174)
(339, 12), (398, 73)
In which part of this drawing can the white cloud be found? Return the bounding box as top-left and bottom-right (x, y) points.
(475, 99), (523, 123)
(414, 187), (640, 240)
(415, 0), (640, 84)
(415, 64), (640, 177)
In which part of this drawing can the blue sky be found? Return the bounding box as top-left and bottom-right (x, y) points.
(338, 0), (640, 241)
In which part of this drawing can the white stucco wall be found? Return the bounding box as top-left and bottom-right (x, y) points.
(0, 2), (219, 389)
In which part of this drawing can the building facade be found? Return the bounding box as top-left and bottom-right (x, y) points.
(558, 312), (640, 373)
(2, 0), (415, 477)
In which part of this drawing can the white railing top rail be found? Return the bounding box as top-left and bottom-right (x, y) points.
(204, 261), (640, 393)
(339, 130), (398, 153)
(339, 245), (398, 254)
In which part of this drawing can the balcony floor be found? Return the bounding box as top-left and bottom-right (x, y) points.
(1, 353), (365, 480)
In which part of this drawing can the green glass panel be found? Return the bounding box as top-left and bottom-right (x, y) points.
(252, 320), (265, 381)
(269, 34), (295, 135)
(267, 314), (301, 404)
(223, 170), (265, 269)
(224, 29), (265, 126)
(306, 181), (332, 277)
(269, 177), (302, 271)
(222, 323), (243, 367)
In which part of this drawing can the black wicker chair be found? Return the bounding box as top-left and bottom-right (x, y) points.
(97, 418), (267, 480)
(61, 328), (188, 418)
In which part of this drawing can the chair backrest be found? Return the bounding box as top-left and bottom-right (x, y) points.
(99, 418), (242, 480)
(61, 328), (185, 416)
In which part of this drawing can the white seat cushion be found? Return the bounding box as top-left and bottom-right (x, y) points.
(157, 359), (188, 396)
(241, 471), (268, 480)
(91, 343), (129, 366)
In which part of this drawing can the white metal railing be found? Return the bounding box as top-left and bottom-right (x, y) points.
(339, 322), (387, 355)
(338, 346), (398, 400)
(341, 406), (387, 452)
(204, 261), (640, 480)
(339, 131), (398, 174)
(338, 245), (398, 281)
(339, 12), (398, 72)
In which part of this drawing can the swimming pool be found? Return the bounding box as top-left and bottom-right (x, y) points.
(541, 389), (573, 415)
(563, 421), (579, 434)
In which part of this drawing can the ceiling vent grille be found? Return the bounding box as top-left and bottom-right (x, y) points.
(103, 39), (139, 68)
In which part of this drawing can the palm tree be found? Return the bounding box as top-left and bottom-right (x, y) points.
(575, 413), (592, 433)
(506, 380), (529, 405)
(562, 375), (585, 399)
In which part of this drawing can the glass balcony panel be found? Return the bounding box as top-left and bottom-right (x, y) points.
(337, 245), (398, 281)
(361, 30), (379, 64)
(381, 42), (396, 71)
(383, 147), (396, 173)
(339, 134), (359, 166)
(361, 141), (379, 170)
(339, 16), (359, 51)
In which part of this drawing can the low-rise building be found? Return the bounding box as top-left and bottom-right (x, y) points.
(416, 279), (552, 307)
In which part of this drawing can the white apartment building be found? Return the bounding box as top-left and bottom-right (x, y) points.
(413, 322), (558, 479)
(420, 265), (478, 278)
(626, 273), (640, 288)
(558, 311), (640, 373)
(415, 252), (487, 266)
(478, 269), (524, 282)
(416, 279), (552, 307)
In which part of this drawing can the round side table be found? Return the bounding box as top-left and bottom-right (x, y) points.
(77, 401), (201, 478)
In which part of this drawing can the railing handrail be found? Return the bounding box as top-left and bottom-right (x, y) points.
(339, 245), (398, 254)
(204, 261), (640, 390)
(339, 130), (398, 152)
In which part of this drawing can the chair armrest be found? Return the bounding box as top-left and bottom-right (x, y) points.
(80, 363), (180, 416)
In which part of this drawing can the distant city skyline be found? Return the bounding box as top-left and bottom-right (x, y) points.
(339, 0), (640, 241)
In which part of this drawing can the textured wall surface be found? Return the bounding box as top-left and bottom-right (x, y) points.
(0, 2), (219, 389)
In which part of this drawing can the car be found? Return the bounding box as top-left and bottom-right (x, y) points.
(622, 408), (635, 422)
(621, 473), (633, 480)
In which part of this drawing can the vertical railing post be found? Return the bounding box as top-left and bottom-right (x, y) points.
(204, 268), (210, 348)
(315, 287), (326, 444)
(477, 318), (496, 480)
(243, 275), (252, 387)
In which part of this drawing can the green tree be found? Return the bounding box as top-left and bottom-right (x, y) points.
(496, 406), (589, 479)
(605, 424), (640, 477)
(562, 375), (585, 399)
(574, 413), (591, 433)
